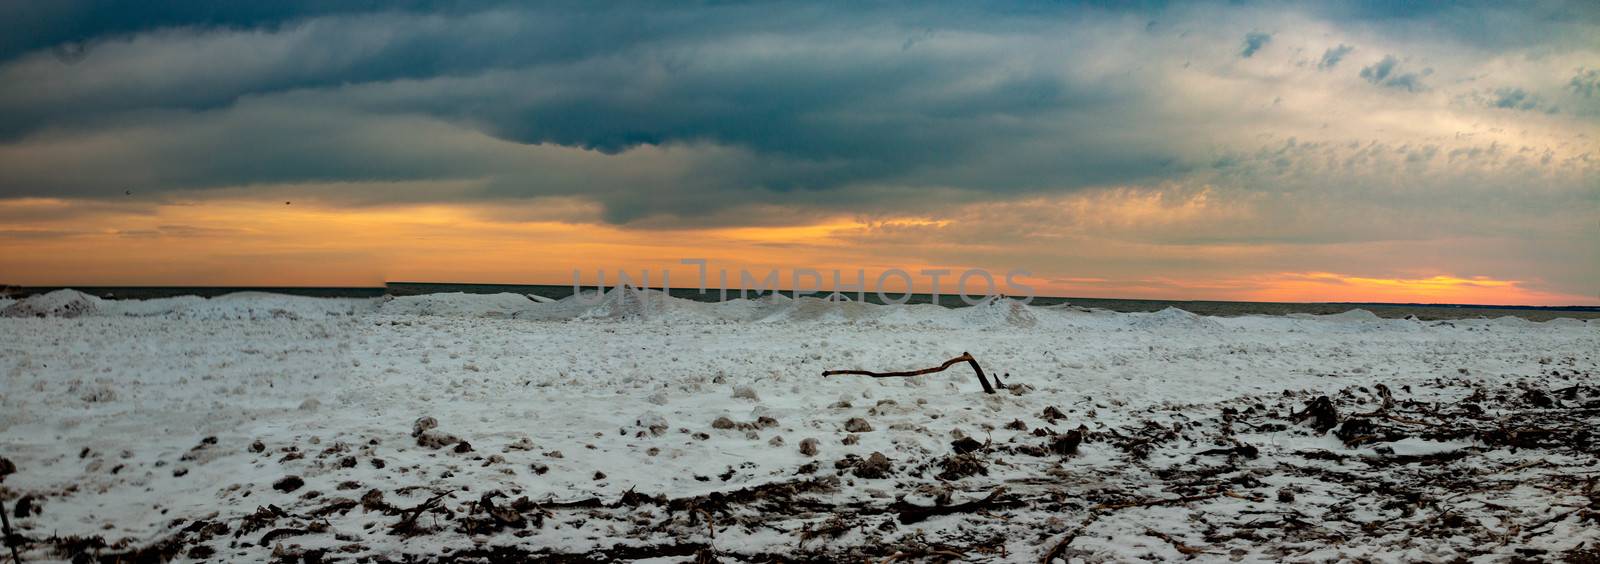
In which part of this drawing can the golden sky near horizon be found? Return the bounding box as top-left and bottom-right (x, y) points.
(2, 195), (1592, 306)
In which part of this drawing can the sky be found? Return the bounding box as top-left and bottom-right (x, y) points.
(0, 1), (1596, 305)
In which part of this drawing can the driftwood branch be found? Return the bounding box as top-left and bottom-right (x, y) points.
(822, 352), (998, 394)
(0, 497), (17, 564)
(892, 488), (1015, 524)
(390, 491), (452, 535)
(0, 458), (21, 564)
(1041, 513), (1099, 564)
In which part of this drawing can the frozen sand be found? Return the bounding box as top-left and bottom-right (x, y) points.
(1, 289), (1596, 561)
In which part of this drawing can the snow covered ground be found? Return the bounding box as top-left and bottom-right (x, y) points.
(1, 290), (1596, 562)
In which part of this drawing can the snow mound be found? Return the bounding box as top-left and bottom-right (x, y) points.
(1036, 302), (1097, 314)
(577, 288), (717, 322)
(1321, 309), (1382, 322)
(579, 287), (658, 320)
(509, 292), (595, 321)
(1544, 317), (1588, 328)
(701, 298), (769, 322)
(1129, 307), (1221, 331)
(1489, 315), (1535, 328)
(116, 292), (376, 320)
(757, 293), (793, 304)
(1301, 308), (1425, 333)
(2, 289), (102, 318)
(103, 296), (208, 317)
(959, 297), (1038, 328)
(874, 303), (962, 326)
(380, 293), (537, 317)
(757, 296), (882, 323)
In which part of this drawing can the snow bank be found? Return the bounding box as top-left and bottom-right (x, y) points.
(0, 290), (378, 320)
(109, 292), (376, 320)
(105, 295), (209, 317)
(576, 288), (724, 322)
(959, 297), (1039, 328)
(1298, 308), (1424, 333)
(379, 292), (537, 317)
(1128, 306), (1222, 331)
(1545, 317), (1588, 328)
(1322, 308), (1382, 322)
(1490, 315), (1536, 328)
(574, 288), (652, 320)
(1, 289), (102, 318)
(4, 290), (1590, 333)
(758, 296), (883, 324)
(873, 303), (963, 326)
(3, 287), (1597, 562)
(700, 298), (770, 322)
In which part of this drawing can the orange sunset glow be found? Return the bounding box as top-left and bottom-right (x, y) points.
(2, 195), (1591, 306)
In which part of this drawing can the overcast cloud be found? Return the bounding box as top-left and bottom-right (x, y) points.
(0, 1), (1595, 302)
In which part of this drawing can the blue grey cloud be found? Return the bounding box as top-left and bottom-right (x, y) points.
(1240, 32), (1272, 58)
(0, 0), (510, 63)
(1359, 55), (1398, 82)
(1359, 55), (1428, 91)
(1318, 44), (1353, 69)
(1572, 68), (1600, 98)
(1305, 0), (1600, 50)
(1492, 88), (1539, 110)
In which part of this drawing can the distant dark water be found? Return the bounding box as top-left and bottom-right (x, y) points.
(6, 282), (1597, 321)
(5, 286), (389, 300)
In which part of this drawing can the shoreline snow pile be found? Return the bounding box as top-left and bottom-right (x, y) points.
(959, 296), (1039, 328)
(757, 295), (884, 324)
(2, 289), (102, 318)
(573, 287), (728, 323)
(379, 292), (536, 318)
(1128, 305), (1223, 331)
(3, 288), (1595, 328)
(124, 292), (376, 320)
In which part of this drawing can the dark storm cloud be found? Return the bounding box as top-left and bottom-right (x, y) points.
(0, 0), (1594, 228)
(0, 1), (1204, 222)
(0, 0), (509, 62)
(0, 3), (845, 139)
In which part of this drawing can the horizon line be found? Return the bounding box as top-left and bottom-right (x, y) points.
(5, 281), (1597, 311)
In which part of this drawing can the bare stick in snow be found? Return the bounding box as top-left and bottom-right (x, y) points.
(390, 491), (452, 535)
(0, 499), (16, 564)
(0, 457), (19, 564)
(822, 352), (998, 394)
(1041, 512), (1099, 564)
(893, 487), (1014, 523)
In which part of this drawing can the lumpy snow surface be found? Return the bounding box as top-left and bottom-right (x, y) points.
(1, 290), (1595, 562)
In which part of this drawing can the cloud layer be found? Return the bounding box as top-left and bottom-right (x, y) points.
(0, 1), (1595, 303)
